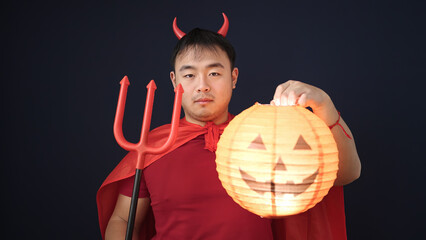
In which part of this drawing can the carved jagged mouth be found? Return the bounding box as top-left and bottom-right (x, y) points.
(239, 168), (319, 197)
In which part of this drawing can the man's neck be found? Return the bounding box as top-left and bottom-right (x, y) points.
(185, 112), (229, 127)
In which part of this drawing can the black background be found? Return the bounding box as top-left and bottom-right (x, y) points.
(2, 1), (425, 239)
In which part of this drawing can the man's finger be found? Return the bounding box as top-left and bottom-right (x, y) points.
(298, 93), (308, 107)
(280, 92), (289, 106)
(273, 81), (292, 101)
(288, 91), (298, 106)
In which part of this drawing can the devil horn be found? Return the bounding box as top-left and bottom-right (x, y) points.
(173, 13), (229, 39)
(173, 17), (186, 39)
(217, 13), (229, 37)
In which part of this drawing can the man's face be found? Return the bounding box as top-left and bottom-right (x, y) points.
(170, 46), (238, 126)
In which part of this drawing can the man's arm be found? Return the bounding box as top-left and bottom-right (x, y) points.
(310, 101), (361, 186)
(105, 195), (151, 240)
(271, 80), (361, 186)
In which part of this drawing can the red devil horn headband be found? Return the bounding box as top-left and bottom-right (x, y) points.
(173, 13), (229, 39)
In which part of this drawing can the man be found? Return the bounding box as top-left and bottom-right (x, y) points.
(98, 17), (361, 240)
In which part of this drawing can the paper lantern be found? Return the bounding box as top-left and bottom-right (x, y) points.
(216, 104), (339, 217)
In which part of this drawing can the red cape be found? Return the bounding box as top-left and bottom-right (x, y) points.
(96, 115), (346, 240)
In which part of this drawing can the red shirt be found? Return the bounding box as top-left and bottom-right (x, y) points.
(120, 135), (273, 240)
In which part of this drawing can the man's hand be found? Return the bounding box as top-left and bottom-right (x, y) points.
(270, 80), (331, 110)
(270, 80), (338, 126)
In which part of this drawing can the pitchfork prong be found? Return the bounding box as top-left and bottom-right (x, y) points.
(113, 76), (138, 151)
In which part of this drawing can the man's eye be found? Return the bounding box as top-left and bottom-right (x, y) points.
(209, 72), (220, 76)
(184, 74), (194, 78)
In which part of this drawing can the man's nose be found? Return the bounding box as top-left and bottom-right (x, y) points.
(197, 76), (211, 92)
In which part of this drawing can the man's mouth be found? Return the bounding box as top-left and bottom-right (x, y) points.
(195, 98), (213, 104)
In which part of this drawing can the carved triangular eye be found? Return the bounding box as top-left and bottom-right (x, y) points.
(293, 135), (312, 150)
(249, 134), (266, 150)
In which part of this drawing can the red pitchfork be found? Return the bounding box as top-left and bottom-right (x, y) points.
(113, 76), (183, 240)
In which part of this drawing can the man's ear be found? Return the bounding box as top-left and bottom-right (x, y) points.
(170, 71), (177, 88)
(231, 67), (239, 89)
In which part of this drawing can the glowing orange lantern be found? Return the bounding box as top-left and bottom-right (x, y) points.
(216, 104), (339, 217)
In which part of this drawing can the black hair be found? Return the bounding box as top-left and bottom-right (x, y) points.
(170, 28), (236, 71)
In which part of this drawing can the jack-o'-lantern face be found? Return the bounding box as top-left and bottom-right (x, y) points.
(216, 104), (339, 217)
(239, 134), (319, 198)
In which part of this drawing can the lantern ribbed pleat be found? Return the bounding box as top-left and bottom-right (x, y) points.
(216, 104), (339, 217)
